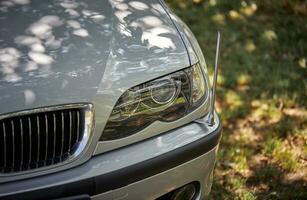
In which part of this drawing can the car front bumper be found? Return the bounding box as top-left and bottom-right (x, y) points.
(0, 115), (222, 200)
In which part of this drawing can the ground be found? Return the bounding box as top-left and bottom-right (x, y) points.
(166, 0), (307, 199)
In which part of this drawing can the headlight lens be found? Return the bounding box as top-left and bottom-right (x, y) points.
(100, 63), (209, 140)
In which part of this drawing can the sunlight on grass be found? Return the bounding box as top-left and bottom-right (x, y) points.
(229, 177), (246, 190)
(247, 101), (283, 125)
(237, 191), (257, 200)
(263, 137), (282, 156)
(225, 90), (243, 108)
(235, 127), (258, 145)
(237, 74), (251, 86)
(276, 150), (299, 171)
(222, 145), (252, 175)
(263, 137), (300, 171)
(192, 0), (202, 4)
(298, 58), (306, 68)
(229, 10), (243, 21)
(211, 13), (225, 25)
(209, 0), (217, 7)
(239, 2), (257, 17)
(263, 30), (278, 41)
(244, 40), (256, 53)
(217, 72), (225, 86)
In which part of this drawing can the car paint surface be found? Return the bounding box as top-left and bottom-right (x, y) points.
(0, 0), (189, 116)
(0, 1), (219, 193)
(92, 147), (217, 200)
(0, 0), (208, 182)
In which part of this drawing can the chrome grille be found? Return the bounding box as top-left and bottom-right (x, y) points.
(0, 105), (92, 174)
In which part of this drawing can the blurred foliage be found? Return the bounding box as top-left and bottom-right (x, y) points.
(166, 0), (307, 199)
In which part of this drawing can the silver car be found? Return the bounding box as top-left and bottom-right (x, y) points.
(0, 0), (222, 199)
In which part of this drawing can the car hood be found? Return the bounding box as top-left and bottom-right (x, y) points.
(0, 0), (189, 115)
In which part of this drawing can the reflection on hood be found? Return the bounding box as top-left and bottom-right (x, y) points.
(0, 0), (189, 114)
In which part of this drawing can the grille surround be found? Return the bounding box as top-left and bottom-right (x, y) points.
(0, 103), (94, 176)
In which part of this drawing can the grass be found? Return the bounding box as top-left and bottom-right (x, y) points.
(165, 0), (307, 199)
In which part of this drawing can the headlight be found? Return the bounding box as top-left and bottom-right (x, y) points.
(100, 63), (209, 140)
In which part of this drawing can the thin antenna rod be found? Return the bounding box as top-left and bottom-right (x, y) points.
(207, 31), (221, 126)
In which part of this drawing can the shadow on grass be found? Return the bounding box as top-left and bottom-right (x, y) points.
(247, 163), (307, 199)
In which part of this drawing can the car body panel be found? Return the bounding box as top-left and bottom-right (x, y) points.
(0, 2), (220, 197)
(158, 0), (198, 65)
(0, 0), (189, 115)
(0, 0), (191, 182)
(92, 147), (217, 200)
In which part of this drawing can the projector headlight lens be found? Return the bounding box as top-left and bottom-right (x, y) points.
(100, 63), (209, 140)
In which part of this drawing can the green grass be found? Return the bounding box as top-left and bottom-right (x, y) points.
(166, 0), (307, 199)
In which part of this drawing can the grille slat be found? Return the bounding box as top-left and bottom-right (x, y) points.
(28, 117), (32, 169)
(53, 113), (56, 161)
(44, 115), (48, 165)
(0, 108), (87, 174)
(11, 120), (15, 171)
(36, 116), (40, 165)
(19, 119), (23, 170)
(2, 122), (7, 171)
(76, 111), (80, 143)
(68, 111), (72, 152)
(60, 112), (64, 161)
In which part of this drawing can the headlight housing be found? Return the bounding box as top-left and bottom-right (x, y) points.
(100, 63), (209, 140)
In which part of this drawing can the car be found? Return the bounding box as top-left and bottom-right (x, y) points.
(0, 0), (222, 199)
